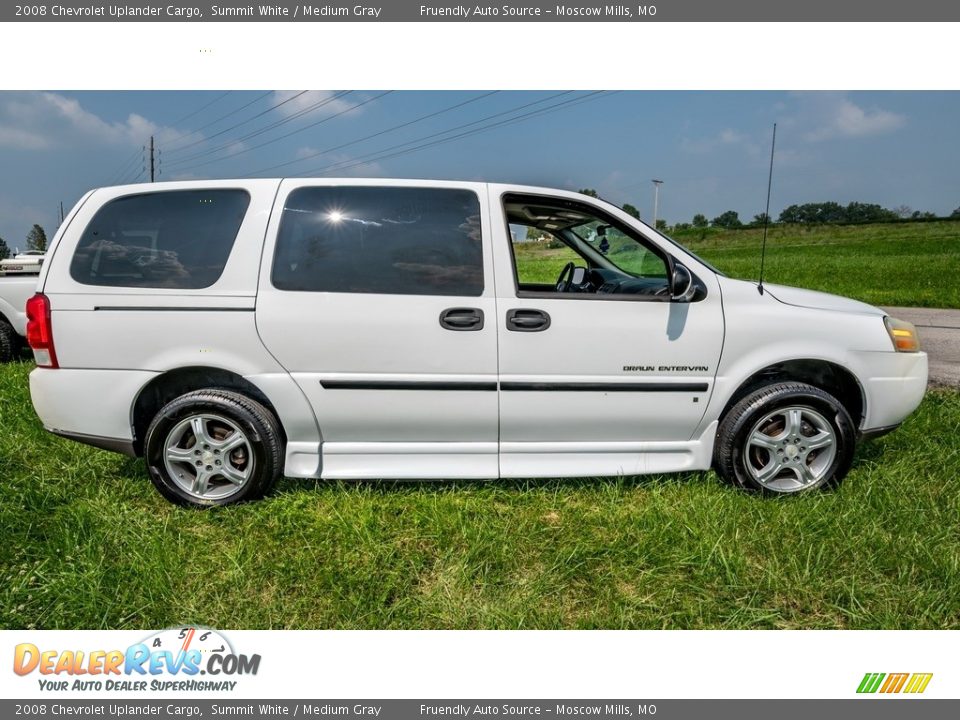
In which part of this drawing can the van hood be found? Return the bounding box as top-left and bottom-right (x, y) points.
(760, 282), (885, 316)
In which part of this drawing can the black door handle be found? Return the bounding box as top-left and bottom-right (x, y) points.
(506, 308), (551, 332)
(440, 307), (484, 331)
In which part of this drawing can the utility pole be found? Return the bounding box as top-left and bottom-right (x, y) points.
(651, 179), (664, 228)
(149, 135), (155, 183)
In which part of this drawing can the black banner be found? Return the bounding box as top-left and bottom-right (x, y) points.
(4, 0), (960, 22)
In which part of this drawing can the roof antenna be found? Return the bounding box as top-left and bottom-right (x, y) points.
(757, 122), (777, 295)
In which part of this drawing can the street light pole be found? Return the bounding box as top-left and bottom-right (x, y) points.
(651, 179), (664, 228)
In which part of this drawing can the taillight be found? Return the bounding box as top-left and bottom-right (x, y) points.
(25, 293), (58, 368)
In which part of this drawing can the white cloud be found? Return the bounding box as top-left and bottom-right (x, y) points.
(0, 125), (48, 150)
(271, 90), (355, 118)
(0, 92), (188, 151)
(788, 92), (906, 142)
(681, 128), (757, 155)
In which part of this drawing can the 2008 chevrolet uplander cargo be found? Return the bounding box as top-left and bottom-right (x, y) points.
(26, 179), (928, 506)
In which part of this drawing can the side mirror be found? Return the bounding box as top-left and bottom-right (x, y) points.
(571, 266), (587, 286)
(670, 263), (696, 302)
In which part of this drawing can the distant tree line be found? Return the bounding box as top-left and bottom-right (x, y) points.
(576, 187), (960, 232)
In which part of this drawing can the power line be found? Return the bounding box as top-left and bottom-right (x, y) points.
(163, 91), (273, 150)
(166, 91), (232, 128)
(248, 91), (500, 177)
(118, 144), (148, 184)
(163, 90), (310, 155)
(296, 91), (609, 177)
(165, 91), (355, 169)
(171, 91), (392, 173)
(315, 92), (613, 177)
(291, 91), (575, 176)
(105, 145), (144, 185)
(121, 159), (146, 185)
(305, 92), (614, 178)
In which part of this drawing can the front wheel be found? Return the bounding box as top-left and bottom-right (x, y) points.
(144, 389), (284, 507)
(714, 382), (856, 494)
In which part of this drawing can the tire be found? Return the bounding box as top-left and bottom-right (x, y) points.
(714, 382), (856, 495)
(144, 389), (284, 507)
(0, 321), (17, 363)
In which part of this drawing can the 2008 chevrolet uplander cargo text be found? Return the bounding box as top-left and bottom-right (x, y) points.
(25, 179), (928, 507)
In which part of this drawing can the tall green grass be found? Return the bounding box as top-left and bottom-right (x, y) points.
(1, 361), (957, 630)
(676, 221), (960, 308)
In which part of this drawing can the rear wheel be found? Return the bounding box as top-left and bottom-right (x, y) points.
(0, 320), (17, 363)
(715, 382), (856, 494)
(144, 389), (283, 507)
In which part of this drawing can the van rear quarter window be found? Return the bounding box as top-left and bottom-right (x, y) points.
(272, 186), (483, 296)
(69, 189), (250, 289)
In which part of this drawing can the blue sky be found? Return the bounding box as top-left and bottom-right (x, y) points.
(0, 90), (958, 248)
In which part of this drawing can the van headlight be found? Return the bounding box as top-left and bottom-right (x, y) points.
(884, 316), (920, 352)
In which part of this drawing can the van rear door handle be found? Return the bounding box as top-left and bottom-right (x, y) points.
(506, 309), (551, 332)
(439, 307), (484, 331)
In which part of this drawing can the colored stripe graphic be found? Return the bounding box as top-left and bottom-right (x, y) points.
(857, 673), (885, 693)
(857, 672), (932, 694)
(880, 673), (909, 693)
(904, 673), (934, 694)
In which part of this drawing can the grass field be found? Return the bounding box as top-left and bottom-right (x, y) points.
(676, 220), (960, 308)
(1, 360), (958, 630)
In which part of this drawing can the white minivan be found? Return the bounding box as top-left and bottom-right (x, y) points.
(27, 179), (927, 506)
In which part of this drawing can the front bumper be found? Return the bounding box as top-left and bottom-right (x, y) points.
(854, 350), (928, 431)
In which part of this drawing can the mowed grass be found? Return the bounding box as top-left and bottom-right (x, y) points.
(1, 360), (959, 630)
(676, 220), (960, 308)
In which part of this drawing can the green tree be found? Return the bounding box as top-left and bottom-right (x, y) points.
(751, 212), (771, 226)
(0, 236), (9, 260)
(952, 206), (960, 218)
(655, 219), (667, 230)
(691, 213), (708, 228)
(621, 202), (640, 219)
(711, 210), (742, 228)
(778, 201), (898, 224)
(578, 188), (599, 198)
(26, 224), (47, 252)
(844, 202), (898, 223)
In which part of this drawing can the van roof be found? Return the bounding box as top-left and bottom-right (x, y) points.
(99, 178), (590, 197)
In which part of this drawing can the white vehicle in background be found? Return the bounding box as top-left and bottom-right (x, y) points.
(0, 250), (46, 276)
(0, 252), (45, 362)
(26, 179), (927, 506)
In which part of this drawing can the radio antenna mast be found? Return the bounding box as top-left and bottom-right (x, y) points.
(757, 122), (777, 295)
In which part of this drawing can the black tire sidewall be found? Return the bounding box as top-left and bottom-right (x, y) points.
(0, 322), (15, 363)
(720, 384), (856, 494)
(144, 391), (281, 508)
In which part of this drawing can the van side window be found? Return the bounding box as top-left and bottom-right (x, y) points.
(272, 186), (483, 296)
(70, 189), (250, 289)
(503, 192), (670, 299)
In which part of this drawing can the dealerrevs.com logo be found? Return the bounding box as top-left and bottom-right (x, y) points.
(13, 627), (261, 692)
(857, 672), (933, 694)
